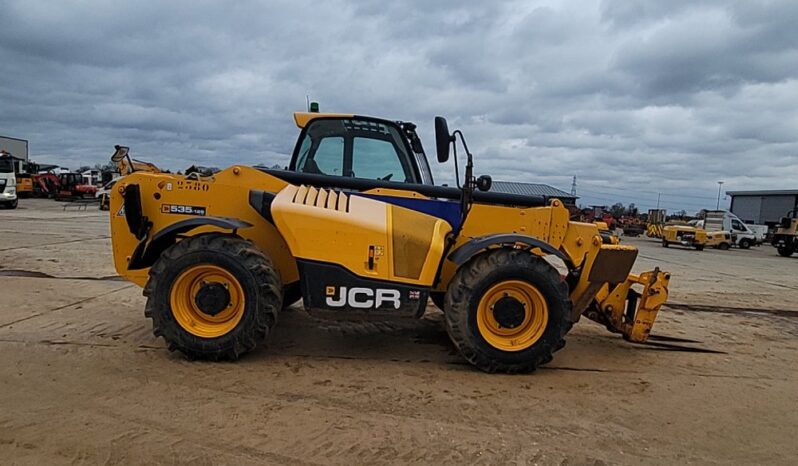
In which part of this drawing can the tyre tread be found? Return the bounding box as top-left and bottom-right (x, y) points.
(144, 233), (281, 361)
(444, 249), (572, 373)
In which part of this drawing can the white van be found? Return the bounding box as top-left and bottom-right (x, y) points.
(703, 210), (764, 249)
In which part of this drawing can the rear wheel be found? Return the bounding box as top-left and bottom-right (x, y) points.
(444, 249), (571, 373)
(738, 238), (751, 249)
(778, 245), (795, 257)
(144, 234), (282, 360)
(718, 242), (730, 251)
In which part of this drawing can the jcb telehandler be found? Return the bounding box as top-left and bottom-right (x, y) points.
(772, 210), (798, 257)
(108, 111), (671, 373)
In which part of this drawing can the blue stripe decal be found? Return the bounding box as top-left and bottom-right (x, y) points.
(353, 193), (462, 230)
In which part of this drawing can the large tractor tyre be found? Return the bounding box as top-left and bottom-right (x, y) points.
(777, 245), (795, 257)
(738, 238), (751, 249)
(144, 233), (282, 361)
(444, 249), (572, 374)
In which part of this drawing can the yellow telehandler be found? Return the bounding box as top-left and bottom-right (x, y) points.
(107, 111), (670, 373)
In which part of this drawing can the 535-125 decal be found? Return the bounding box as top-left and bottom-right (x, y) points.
(160, 204), (207, 216)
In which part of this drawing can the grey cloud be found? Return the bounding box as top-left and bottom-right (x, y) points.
(0, 0), (796, 213)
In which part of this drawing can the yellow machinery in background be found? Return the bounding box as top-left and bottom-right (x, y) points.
(594, 221), (620, 244)
(646, 209), (667, 238)
(15, 174), (33, 197)
(107, 111), (671, 373)
(662, 224), (731, 250)
(772, 210), (798, 257)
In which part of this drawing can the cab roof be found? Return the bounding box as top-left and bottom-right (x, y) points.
(293, 112), (354, 128)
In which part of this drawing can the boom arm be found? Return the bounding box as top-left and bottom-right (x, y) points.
(111, 145), (161, 175)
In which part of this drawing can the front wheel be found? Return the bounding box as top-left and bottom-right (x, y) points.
(778, 245), (795, 257)
(738, 238), (751, 249)
(718, 242), (730, 251)
(144, 234), (282, 360)
(444, 249), (572, 373)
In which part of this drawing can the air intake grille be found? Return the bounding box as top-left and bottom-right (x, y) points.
(291, 185), (349, 212)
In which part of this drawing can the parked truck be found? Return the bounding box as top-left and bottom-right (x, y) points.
(0, 154), (18, 208)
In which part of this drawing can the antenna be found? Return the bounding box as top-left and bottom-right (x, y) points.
(306, 95), (310, 112)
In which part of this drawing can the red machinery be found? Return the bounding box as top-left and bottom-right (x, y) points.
(55, 173), (97, 199)
(30, 171), (97, 199)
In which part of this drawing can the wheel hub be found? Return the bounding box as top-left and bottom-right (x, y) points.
(476, 280), (549, 352)
(492, 296), (526, 329)
(194, 282), (231, 316)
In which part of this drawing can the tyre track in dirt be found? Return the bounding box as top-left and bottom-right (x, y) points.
(639, 253), (798, 292)
(0, 269), (122, 281)
(666, 302), (798, 318)
(0, 284), (135, 329)
(0, 235), (110, 252)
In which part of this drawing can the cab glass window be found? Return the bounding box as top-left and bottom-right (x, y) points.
(313, 137), (344, 176)
(731, 219), (745, 231)
(293, 118), (418, 183)
(297, 136), (345, 176)
(0, 159), (12, 173)
(352, 137), (407, 181)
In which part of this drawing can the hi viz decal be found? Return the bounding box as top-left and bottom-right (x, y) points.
(325, 286), (402, 309)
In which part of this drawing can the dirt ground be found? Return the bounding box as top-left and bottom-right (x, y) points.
(1, 198), (797, 465)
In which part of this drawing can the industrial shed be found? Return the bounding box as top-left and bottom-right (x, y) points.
(490, 181), (577, 205)
(726, 190), (798, 225)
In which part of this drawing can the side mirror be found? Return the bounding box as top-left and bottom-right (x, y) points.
(434, 116), (453, 163)
(476, 175), (492, 192)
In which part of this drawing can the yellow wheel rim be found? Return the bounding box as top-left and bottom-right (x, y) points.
(170, 264), (245, 338)
(476, 280), (548, 352)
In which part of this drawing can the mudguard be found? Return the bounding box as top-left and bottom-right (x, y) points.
(127, 217), (252, 270)
(448, 233), (571, 266)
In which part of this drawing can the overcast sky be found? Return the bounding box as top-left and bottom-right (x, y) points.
(1, 0), (797, 213)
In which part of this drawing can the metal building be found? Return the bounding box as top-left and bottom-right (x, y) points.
(726, 190), (798, 225)
(0, 136), (29, 160)
(490, 181), (577, 205)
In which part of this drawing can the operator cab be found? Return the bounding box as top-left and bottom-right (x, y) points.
(258, 111), (547, 209)
(289, 114), (434, 185)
